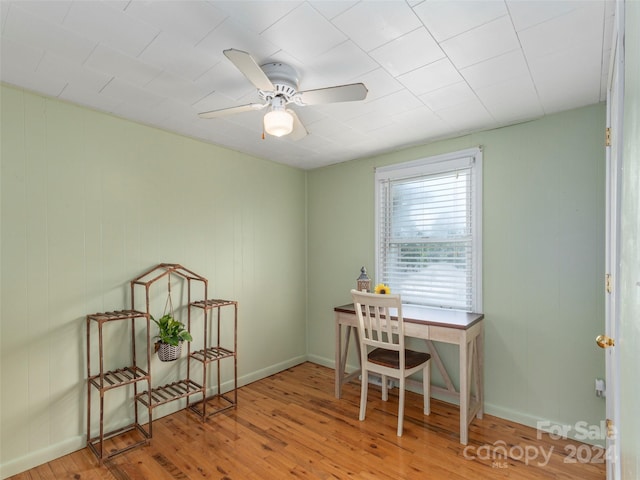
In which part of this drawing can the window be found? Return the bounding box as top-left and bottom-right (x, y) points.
(375, 148), (482, 312)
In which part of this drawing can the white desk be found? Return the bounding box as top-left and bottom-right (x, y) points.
(334, 303), (484, 445)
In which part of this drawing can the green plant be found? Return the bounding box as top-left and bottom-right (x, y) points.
(151, 314), (193, 346)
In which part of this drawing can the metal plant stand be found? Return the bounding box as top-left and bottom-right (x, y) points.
(86, 309), (151, 463)
(188, 298), (238, 419)
(86, 263), (238, 463)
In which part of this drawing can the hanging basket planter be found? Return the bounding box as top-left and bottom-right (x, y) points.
(156, 341), (183, 362)
(151, 312), (193, 362)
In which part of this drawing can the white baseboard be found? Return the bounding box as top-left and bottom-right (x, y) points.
(483, 403), (605, 447)
(305, 353), (333, 369)
(237, 355), (308, 388)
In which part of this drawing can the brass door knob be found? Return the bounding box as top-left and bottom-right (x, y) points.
(596, 335), (615, 348)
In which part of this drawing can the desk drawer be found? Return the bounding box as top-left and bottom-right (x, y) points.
(404, 322), (428, 339)
(428, 325), (463, 344)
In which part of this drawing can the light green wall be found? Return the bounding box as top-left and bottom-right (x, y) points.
(0, 81), (617, 477)
(0, 84), (307, 477)
(620, 1), (640, 477)
(307, 103), (606, 440)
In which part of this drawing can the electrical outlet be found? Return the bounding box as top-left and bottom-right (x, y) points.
(595, 378), (606, 397)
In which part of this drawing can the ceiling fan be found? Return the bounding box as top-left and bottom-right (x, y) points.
(198, 49), (368, 139)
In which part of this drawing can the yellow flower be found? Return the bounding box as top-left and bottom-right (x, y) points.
(374, 283), (391, 294)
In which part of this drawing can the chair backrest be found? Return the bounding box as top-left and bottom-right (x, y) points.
(350, 289), (405, 355)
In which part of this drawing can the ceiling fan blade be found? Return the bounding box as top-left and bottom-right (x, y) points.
(297, 83), (368, 106)
(223, 48), (275, 92)
(288, 110), (308, 141)
(198, 103), (266, 119)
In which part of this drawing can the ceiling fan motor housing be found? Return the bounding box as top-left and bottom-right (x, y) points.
(259, 62), (299, 101)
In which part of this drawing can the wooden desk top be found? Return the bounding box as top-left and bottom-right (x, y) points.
(334, 303), (484, 330)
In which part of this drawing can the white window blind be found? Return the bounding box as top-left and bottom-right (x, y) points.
(375, 148), (482, 312)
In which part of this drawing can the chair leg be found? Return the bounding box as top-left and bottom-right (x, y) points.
(397, 376), (405, 436)
(423, 361), (431, 415)
(381, 374), (388, 401)
(359, 368), (368, 421)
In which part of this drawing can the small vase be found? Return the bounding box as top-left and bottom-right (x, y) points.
(156, 341), (183, 362)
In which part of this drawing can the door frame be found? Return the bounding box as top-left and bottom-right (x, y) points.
(604, 1), (624, 478)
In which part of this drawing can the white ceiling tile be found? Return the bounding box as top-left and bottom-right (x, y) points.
(124, 1), (226, 46)
(347, 134), (392, 155)
(307, 96), (370, 122)
(0, 37), (43, 76)
(304, 116), (369, 144)
(210, 1), (303, 34)
(506, 0), (581, 32)
(100, 78), (165, 109)
(362, 89), (424, 117)
(604, 0), (616, 18)
(309, 0), (358, 20)
(345, 110), (395, 133)
(36, 52), (112, 93)
(2, 60), (67, 98)
(398, 57), (462, 96)
(0, 0), (612, 170)
(84, 45), (161, 88)
(388, 106), (448, 137)
(419, 81), (478, 111)
(434, 98), (495, 132)
(460, 49), (529, 90)
(293, 130), (338, 151)
(138, 32), (215, 81)
(196, 17), (281, 66)
(370, 27), (444, 76)
(528, 46), (602, 113)
(58, 84), (122, 112)
(369, 120), (449, 148)
(0, 37), (68, 96)
(474, 75), (543, 122)
(58, 84), (122, 113)
(260, 3), (347, 61)
(194, 59), (257, 103)
(192, 91), (242, 115)
(309, 41), (377, 85)
(1, 2), (10, 31)
(348, 124), (429, 155)
(312, 87), (422, 124)
(413, 0), (507, 42)
(144, 71), (212, 106)
(3, 5), (96, 63)
(8, 1), (72, 25)
(355, 67), (404, 101)
(63, 1), (159, 57)
(331, 1), (421, 52)
(518, 3), (604, 60)
(440, 15), (519, 69)
(291, 105), (327, 126)
(102, 1), (131, 13)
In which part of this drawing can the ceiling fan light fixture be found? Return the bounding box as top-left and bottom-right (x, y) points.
(263, 108), (294, 137)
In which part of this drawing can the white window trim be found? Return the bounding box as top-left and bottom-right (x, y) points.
(374, 147), (483, 313)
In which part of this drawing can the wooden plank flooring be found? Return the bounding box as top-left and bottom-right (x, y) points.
(9, 362), (605, 479)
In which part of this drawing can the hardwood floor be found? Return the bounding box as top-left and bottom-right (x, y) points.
(9, 362), (605, 479)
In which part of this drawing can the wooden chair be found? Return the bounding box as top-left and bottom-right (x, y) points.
(350, 289), (431, 436)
